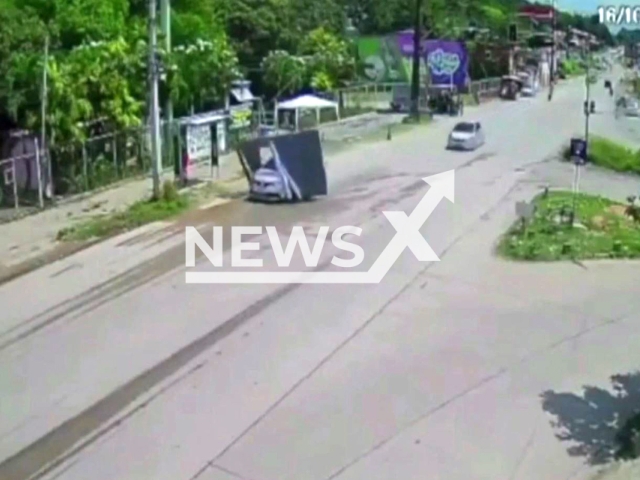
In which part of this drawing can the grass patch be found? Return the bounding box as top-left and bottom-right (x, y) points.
(589, 137), (640, 174)
(58, 181), (190, 242)
(560, 59), (586, 77)
(462, 93), (479, 106)
(401, 114), (433, 125)
(498, 191), (640, 261)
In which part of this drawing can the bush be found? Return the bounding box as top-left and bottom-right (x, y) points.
(559, 59), (586, 77)
(589, 137), (640, 174)
(161, 179), (179, 202)
(616, 413), (640, 460)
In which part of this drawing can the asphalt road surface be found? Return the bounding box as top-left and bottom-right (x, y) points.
(2, 70), (640, 480)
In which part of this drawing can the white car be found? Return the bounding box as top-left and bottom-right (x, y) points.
(447, 122), (485, 151)
(625, 99), (639, 117)
(249, 167), (287, 201)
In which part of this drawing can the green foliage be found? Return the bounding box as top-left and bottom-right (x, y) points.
(57, 193), (190, 241)
(498, 191), (640, 262)
(262, 27), (355, 95)
(161, 179), (179, 202)
(169, 38), (240, 112)
(262, 50), (307, 96)
(559, 59), (586, 77)
(54, 0), (129, 48)
(588, 137), (640, 174)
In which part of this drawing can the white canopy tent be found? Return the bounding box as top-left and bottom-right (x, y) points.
(275, 94), (340, 131)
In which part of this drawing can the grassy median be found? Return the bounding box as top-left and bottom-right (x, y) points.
(499, 191), (640, 261)
(563, 136), (640, 175)
(57, 181), (190, 242)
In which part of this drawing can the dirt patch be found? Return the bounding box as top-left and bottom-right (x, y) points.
(608, 205), (630, 218)
(592, 215), (607, 229)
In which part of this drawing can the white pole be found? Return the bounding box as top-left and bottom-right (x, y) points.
(40, 35), (49, 200)
(149, 0), (162, 199)
(34, 138), (44, 208)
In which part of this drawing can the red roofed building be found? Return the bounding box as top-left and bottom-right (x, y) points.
(518, 5), (556, 22)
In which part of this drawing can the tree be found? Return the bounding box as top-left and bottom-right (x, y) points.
(261, 50), (307, 97)
(169, 38), (240, 112)
(300, 27), (355, 91)
(262, 27), (356, 96)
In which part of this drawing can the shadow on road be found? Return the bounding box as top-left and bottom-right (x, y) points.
(541, 372), (640, 465)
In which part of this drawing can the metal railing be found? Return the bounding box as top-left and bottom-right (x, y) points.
(468, 77), (502, 100)
(0, 139), (47, 218)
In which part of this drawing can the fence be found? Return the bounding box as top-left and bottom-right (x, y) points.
(50, 126), (156, 197)
(0, 142), (48, 221)
(338, 83), (405, 112)
(468, 77), (502, 101)
(335, 78), (502, 112)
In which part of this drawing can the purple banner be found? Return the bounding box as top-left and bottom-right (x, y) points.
(424, 40), (469, 88)
(396, 31), (426, 57)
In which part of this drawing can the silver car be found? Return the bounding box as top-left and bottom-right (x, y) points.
(249, 167), (287, 201)
(447, 122), (485, 151)
(625, 99), (639, 117)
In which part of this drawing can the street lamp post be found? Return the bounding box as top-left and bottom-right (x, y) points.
(548, 0), (557, 101)
(585, 50), (591, 145)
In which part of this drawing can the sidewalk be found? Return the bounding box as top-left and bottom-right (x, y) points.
(0, 153), (242, 282)
(0, 112), (410, 283)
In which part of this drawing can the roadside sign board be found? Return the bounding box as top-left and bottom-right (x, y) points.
(570, 138), (587, 165)
(230, 104), (252, 130)
(3, 166), (14, 185)
(186, 124), (212, 162)
(516, 201), (535, 220)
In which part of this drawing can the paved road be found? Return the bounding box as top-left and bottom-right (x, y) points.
(1, 72), (640, 480)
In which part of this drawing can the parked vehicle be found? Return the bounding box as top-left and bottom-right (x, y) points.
(390, 84), (427, 112)
(428, 85), (463, 116)
(249, 167), (288, 202)
(625, 99), (639, 117)
(239, 130), (328, 203)
(447, 122), (485, 151)
(500, 76), (523, 100)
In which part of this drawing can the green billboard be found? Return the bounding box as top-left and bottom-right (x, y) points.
(357, 35), (428, 83)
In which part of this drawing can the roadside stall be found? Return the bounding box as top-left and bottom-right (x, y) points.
(274, 95), (340, 133)
(177, 111), (228, 183)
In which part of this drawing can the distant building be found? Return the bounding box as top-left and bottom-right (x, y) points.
(518, 5), (556, 23)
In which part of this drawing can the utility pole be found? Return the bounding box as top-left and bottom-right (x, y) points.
(585, 48), (591, 145)
(40, 34), (50, 200)
(160, 0), (174, 172)
(548, 0), (556, 101)
(410, 0), (423, 120)
(149, 0), (162, 199)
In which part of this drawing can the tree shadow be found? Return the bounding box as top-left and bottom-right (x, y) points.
(541, 372), (640, 465)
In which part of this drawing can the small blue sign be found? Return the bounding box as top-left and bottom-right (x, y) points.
(570, 138), (587, 165)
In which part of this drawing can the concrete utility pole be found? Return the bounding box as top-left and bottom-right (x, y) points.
(410, 0), (423, 120)
(160, 0), (174, 170)
(548, 0), (557, 101)
(585, 48), (591, 146)
(149, 0), (162, 199)
(40, 34), (50, 200)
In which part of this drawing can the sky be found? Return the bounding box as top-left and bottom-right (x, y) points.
(557, 0), (639, 33)
(558, 0), (622, 15)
